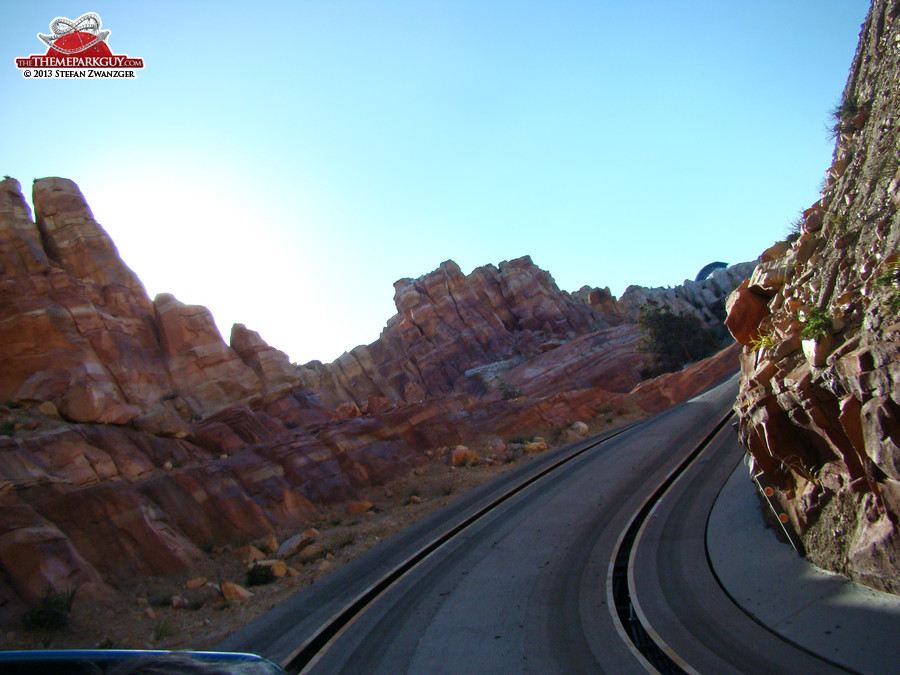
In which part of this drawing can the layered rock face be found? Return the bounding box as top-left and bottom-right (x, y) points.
(301, 256), (750, 408)
(306, 257), (614, 406)
(0, 176), (748, 610)
(0, 177), (299, 430)
(727, 0), (900, 594)
(0, 178), (323, 605)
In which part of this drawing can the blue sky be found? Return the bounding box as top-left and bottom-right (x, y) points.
(1, 1), (869, 363)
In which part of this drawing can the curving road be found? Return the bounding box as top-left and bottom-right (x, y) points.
(222, 375), (846, 673)
(629, 393), (852, 674)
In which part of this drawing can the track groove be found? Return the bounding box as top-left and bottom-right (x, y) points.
(608, 410), (735, 674)
(286, 422), (641, 673)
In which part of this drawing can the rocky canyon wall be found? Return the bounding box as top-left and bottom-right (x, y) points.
(727, 0), (900, 594)
(302, 256), (753, 409)
(0, 176), (747, 611)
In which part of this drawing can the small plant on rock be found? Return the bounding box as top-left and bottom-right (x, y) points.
(828, 94), (866, 139)
(825, 212), (850, 234)
(749, 331), (778, 353)
(780, 454), (820, 487)
(797, 308), (833, 343)
(498, 380), (523, 400)
(876, 261), (900, 287)
(151, 619), (175, 643)
(784, 213), (804, 243)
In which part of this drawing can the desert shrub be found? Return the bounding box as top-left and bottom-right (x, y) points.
(876, 261), (900, 287)
(785, 214), (804, 243)
(498, 381), (523, 400)
(637, 300), (718, 376)
(152, 619), (175, 642)
(749, 331), (778, 352)
(828, 94), (866, 139)
(246, 564), (276, 587)
(22, 587), (78, 631)
(0, 419), (16, 437)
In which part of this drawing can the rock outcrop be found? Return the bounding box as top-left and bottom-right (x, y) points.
(0, 175), (749, 611)
(305, 257), (613, 407)
(0, 177), (300, 431)
(300, 256), (750, 408)
(616, 261), (758, 344)
(727, 0), (900, 594)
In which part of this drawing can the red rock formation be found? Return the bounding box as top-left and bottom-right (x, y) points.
(572, 285), (628, 325)
(630, 343), (741, 413)
(153, 293), (264, 413)
(1, 178), (165, 427)
(304, 256), (751, 410)
(231, 323), (299, 397)
(501, 324), (649, 397)
(306, 257), (615, 407)
(0, 491), (113, 605)
(0, 174), (749, 612)
(728, 0), (900, 595)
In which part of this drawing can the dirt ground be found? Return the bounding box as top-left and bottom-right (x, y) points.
(0, 415), (642, 654)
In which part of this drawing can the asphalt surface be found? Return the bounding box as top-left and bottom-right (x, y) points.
(631, 410), (851, 673)
(706, 441), (900, 675)
(221, 374), (900, 673)
(299, 380), (736, 674)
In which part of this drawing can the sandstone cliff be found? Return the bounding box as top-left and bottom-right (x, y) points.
(727, 0), (900, 594)
(0, 176), (747, 612)
(300, 256), (751, 409)
(0, 177), (303, 432)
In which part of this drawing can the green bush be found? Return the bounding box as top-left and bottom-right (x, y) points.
(876, 261), (900, 287)
(798, 308), (833, 342)
(152, 619), (175, 642)
(637, 300), (718, 376)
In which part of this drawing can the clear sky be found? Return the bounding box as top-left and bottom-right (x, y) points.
(1, 1), (869, 364)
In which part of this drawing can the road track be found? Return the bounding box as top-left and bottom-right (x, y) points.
(221, 375), (847, 673)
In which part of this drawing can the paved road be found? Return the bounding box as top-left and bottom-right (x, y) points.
(630, 404), (851, 674)
(223, 375), (846, 673)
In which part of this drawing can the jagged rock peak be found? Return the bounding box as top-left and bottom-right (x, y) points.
(0, 176), (300, 431)
(32, 177), (147, 295)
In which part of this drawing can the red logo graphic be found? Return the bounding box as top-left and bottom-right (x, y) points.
(15, 12), (144, 77)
